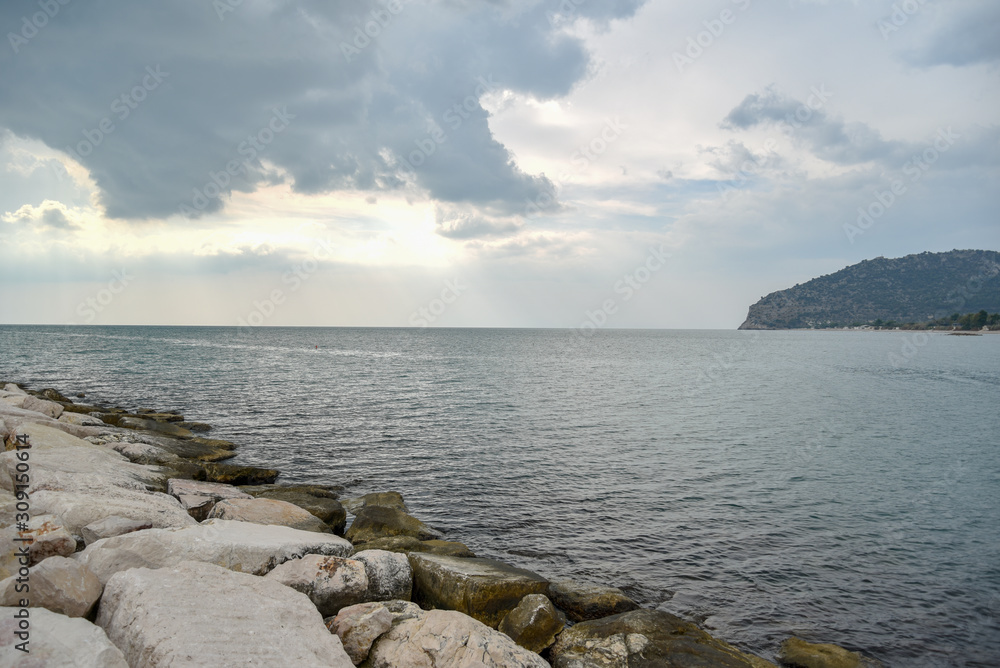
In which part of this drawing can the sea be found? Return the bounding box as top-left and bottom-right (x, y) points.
(1, 325), (997, 667)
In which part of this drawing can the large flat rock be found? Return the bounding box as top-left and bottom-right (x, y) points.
(30, 487), (195, 536)
(409, 553), (549, 628)
(209, 497), (331, 533)
(0, 402), (100, 440)
(241, 484), (346, 533)
(0, 422), (166, 497)
(367, 608), (550, 668)
(97, 561), (353, 667)
(75, 518), (353, 584)
(549, 609), (776, 668)
(0, 606), (128, 667)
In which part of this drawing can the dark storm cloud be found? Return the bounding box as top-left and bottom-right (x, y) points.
(903, 1), (1000, 68)
(0, 0), (644, 221)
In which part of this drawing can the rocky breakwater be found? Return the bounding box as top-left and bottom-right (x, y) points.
(0, 381), (883, 667)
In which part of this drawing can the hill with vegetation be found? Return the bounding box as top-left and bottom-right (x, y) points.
(739, 250), (1000, 330)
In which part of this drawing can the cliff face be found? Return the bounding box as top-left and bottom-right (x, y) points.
(739, 250), (1000, 329)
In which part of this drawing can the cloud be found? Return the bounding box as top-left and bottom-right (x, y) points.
(434, 204), (521, 239)
(0, 0), (645, 221)
(2, 201), (81, 230)
(721, 86), (911, 167)
(903, 1), (1000, 68)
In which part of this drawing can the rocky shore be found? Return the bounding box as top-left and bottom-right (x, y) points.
(0, 381), (883, 668)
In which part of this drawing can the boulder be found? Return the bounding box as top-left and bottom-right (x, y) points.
(75, 518), (353, 584)
(0, 514), (77, 577)
(95, 429), (235, 462)
(30, 487), (195, 536)
(209, 497), (331, 532)
(0, 556), (102, 617)
(117, 415), (194, 439)
(342, 491), (408, 514)
(99, 439), (179, 465)
(81, 516), (152, 546)
(498, 593), (565, 654)
(21, 396), (63, 419)
(549, 609), (776, 668)
(366, 608), (550, 668)
(97, 561), (353, 667)
(328, 602), (394, 665)
(241, 484), (346, 533)
(361, 534), (476, 558)
(0, 403), (101, 441)
(265, 554), (369, 616)
(167, 478), (251, 501)
(2, 384), (26, 395)
(135, 411), (184, 423)
(0, 606), (128, 667)
(409, 553), (549, 628)
(57, 412), (105, 427)
(354, 549), (412, 602)
(177, 421), (212, 432)
(190, 435), (237, 450)
(777, 637), (884, 668)
(40, 388), (72, 403)
(0, 394), (27, 408)
(0, 422), (167, 497)
(346, 505), (443, 545)
(548, 579), (639, 622)
(199, 461), (280, 485)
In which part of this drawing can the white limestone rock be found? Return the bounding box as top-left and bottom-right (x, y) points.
(0, 606), (128, 667)
(265, 554), (369, 616)
(75, 518), (353, 584)
(354, 549), (412, 602)
(366, 608), (550, 668)
(0, 556), (102, 618)
(97, 561), (353, 667)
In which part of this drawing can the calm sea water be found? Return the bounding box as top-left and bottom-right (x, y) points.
(1, 326), (998, 666)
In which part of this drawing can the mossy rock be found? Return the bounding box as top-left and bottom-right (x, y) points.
(198, 463), (279, 486)
(550, 609), (776, 668)
(190, 436), (237, 452)
(548, 579), (639, 622)
(345, 506), (442, 545)
(777, 637), (883, 668)
(40, 388), (72, 403)
(359, 535), (475, 558)
(408, 554), (549, 628)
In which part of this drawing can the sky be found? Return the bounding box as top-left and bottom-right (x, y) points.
(0, 0), (997, 328)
